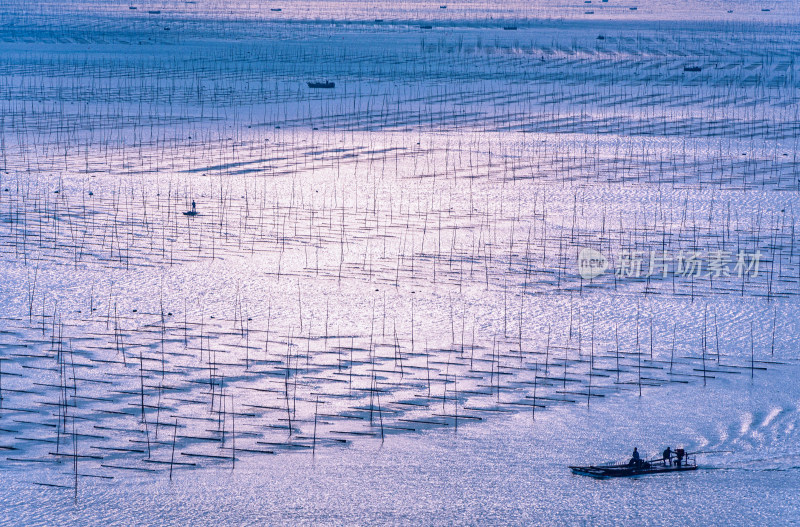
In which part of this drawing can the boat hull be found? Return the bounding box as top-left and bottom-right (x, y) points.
(569, 464), (697, 478)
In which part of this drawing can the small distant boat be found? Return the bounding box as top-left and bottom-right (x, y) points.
(307, 81), (335, 89)
(419, 25), (433, 29)
(183, 210), (198, 217)
(503, 26), (518, 30)
(148, 10), (161, 14)
(684, 66), (702, 72)
(571, 452), (697, 479)
(271, 8), (282, 12)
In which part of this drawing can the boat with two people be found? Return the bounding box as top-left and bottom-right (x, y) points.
(570, 447), (697, 478)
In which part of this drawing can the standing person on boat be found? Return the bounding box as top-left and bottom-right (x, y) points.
(663, 447), (672, 466)
(630, 447), (641, 466)
(192, 200), (196, 213)
(675, 448), (685, 468)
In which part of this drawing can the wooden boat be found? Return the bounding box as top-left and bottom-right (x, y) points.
(570, 454), (697, 478)
(307, 81), (335, 89)
(183, 210), (198, 217)
(684, 66), (702, 72)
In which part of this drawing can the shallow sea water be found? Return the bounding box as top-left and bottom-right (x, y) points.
(2, 364), (799, 525)
(1, 0), (799, 524)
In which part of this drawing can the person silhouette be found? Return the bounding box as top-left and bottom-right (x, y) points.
(630, 447), (641, 466)
(675, 448), (685, 468)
